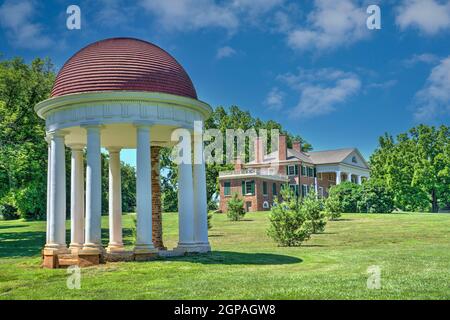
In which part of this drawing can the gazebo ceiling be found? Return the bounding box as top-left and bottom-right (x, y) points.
(51, 37), (198, 100)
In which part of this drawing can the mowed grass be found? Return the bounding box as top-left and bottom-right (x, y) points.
(0, 212), (449, 300)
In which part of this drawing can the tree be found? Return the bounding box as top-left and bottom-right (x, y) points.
(267, 186), (312, 246)
(300, 192), (326, 233)
(357, 180), (395, 213)
(328, 182), (362, 213)
(0, 57), (55, 219)
(370, 125), (450, 212)
(324, 193), (342, 220)
(226, 193), (246, 221)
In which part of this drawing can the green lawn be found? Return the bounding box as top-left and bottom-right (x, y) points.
(0, 212), (449, 299)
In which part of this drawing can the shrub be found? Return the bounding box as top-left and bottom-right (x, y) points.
(358, 180), (395, 213)
(301, 192), (326, 233)
(324, 193), (342, 220)
(267, 187), (312, 246)
(328, 182), (362, 213)
(207, 212), (213, 229)
(0, 192), (20, 220)
(226, 193), (246, 221)
(14, 183), (46, 220)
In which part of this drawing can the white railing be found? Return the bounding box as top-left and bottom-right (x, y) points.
(219, 168), (288, 180)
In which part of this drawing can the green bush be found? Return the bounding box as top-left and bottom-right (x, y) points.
(0, 192), (20, 220)
(14, 183), (47, 220)
(324, 193), (342, 220)
(301, 192), (326, 233)
(226, 193), (246, 221)
(328, 182), (362, 213)
(267, 187), (312, 246)
(358, 180), (395, 213)
(207, 212), (213, 229)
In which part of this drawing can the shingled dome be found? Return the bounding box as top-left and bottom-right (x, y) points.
(51, 37), (198, 99)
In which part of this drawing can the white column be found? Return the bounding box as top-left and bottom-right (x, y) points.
(45, 131), (67, 252)
(45, 135), (51, 244)
(347, 173), (352, 182)
(177, 132), (196, 251)
(192, 122), (211, 252)
(107, 147), (124, 253)
(134, 125), (155, 253)
(69, 144), (85, 252)
(336, 170), (341, 185)
(83, 125), (103, 252)
(357, 175), (362, 185)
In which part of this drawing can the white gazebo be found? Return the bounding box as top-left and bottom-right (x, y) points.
(35, 38), (211, 268)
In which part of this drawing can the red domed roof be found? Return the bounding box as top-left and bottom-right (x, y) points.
(51, 38), (197, 99)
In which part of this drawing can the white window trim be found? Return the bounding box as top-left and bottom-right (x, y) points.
(244, 180), (253, 195)
(288, 165), (296, 176)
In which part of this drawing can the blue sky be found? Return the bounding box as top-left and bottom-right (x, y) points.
(1, 0), (449, 166)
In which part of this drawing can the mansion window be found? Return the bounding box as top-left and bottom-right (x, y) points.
(290, 184), (299, 197)
(301, 165), (307, 176)
(272, 183), (277, 196)
(302, 184), (308, 197)
(242, 180), (255, 196)
(263, 181), (268, 195)
(224, 181), (231, 196)
(287, 165), (298, 176)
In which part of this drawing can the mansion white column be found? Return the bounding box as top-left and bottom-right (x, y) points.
(107, 147), (124, 253)
(336, 170), (342, 185)
(134, 125), (155, 253)
(357, 175), (362, 185)
(83, 125), (103, 252)
(69, 144), (85, 252)
(45, 130), (67, 252)
(177, 149), (196, 251)
(347, 173), (352, 182)
(192, 123), (211, 251)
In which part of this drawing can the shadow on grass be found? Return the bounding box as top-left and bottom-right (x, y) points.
(168, 251), (302, 265)
(0, 227), (136, 258)
(0, 224), (28, 230)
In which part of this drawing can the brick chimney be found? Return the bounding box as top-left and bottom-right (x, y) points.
(254, 137), (264, 163)
(234, 157), (243, 171)
(293, 140), (302, 153)
(278, 135), (287, 161)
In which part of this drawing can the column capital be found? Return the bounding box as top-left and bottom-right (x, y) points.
(106, 146), (122, 153)
(47, 130), (69, 139)
(67, 143), (86, 151)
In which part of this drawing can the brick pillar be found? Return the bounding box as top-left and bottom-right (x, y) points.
(151, 146), (165, 250)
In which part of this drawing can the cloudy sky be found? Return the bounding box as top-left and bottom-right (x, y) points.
(1, 0), (449, 163)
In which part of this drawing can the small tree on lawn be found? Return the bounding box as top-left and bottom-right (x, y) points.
(227, 193), (246, 221)
(267, 186), (312, 246)
(301, 191), (326, 234)
(324, 193), (342, 220)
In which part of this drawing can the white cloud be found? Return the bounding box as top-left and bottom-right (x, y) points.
(216, 46), (237, 59)
(286, 0), (368, 52)
(403, 53), (440, 67)
(0, 0), (52, 49)
(279, 68), (361, 118)
(366, 79), (398, 90)
(396, 0), (450, 35)
(414, 56), (450, 121)
(264, 87), (285, 110)
(139, 0), (284, 33)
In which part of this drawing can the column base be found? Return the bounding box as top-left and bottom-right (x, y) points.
(133, 244), (158, 261)
(106, 243), (125, 253)
(42, 244), (68, 269)
(174, 242), (211, 254)
(69, 243), (83, 254)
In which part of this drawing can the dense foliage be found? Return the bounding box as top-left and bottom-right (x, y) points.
(370, 125), (450, 212)
(267, 187), (312, 246)
(226, 193), (246, 221)
(328, 181), (395, 214)
(0, 57), (136, 220)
